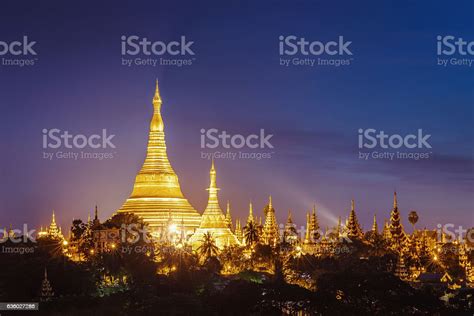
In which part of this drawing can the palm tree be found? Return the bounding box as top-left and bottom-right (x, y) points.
(244, 221), (259, 247)
(197, 232), (219, 261)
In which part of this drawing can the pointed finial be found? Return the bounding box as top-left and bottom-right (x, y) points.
(94, 205), (98, 220)
(372, 214), (378, 232)
(351, 199), (355, 212)
(208, 159), (218, 193)
(226, 200), (230, 213)
(44, 267), (48, 279)
(153, 79), (162, 107)
(268, 195), (273, 209)
(52, 210), (56, 223)
(312, 204), (316, 215)
(248, 200), (254, 223)
(287, 210), (293, 224)
(393, 191), (398, 208)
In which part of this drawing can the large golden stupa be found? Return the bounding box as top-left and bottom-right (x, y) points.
(117, 81), (201, 234)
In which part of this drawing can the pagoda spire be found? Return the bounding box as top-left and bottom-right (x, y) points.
(92, 205), (100, 227)
(287, 210), (293, 224)
(304, 212), (311, 243)
(372, 214), (378, 233)
(48, 210), (63, 239)
(284, 210), (298, 245)
(235, 219), (243, 243)
(153, 78), (162, 107)
(225, 201), (232, 229)
(382, 219), (391, 240)
(336, 216), (342, 237)
(346, 199), (363, 239)
(262, 197), (279, 246)
(306, 204), (320, 242)
(389, 192), (406, 252)
(247, 201), (254, 224)
(206, 158), (219, 207)
(40, 268), (54, 302)
(188, 161), (239, 249)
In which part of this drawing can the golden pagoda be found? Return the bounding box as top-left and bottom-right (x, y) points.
(262, 196), (279, 246)
(188, 160), (239, 249)
(117, 81), (201, 234)
(304, 205), (320, 244)
(346, 200), (363, 239)
(388, 192), (407, 252)
(47, 210), (64, 240)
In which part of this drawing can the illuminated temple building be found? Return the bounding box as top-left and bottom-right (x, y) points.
(38, 210), (64, 240)
(188, 160), (239, 249)
(117, 80), (201, 235)
(55, 82), (471, 288)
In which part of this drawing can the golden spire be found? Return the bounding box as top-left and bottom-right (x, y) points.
(206, 158), (219, 206)
(188, 160), (239, 249)
(305, 212), (311, 242)
(372, 214), (378, 232)
(225, 200), (232, 229)
(152, 79), (162, 107)
(347, 200), (363, 239)
(262, 197), (279, 246)
(48, 210), (63, 239)
(150, 79), (164, 132)
(287, 210), (293, 224)
(393, 191), (398, 208)
(247, 200), (254, 223)
(336, 216), (342, 237)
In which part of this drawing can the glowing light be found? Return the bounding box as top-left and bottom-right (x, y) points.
(62, 240), (68, 246)
(111, 243), (116, 249)
(168, 224), (177, 234)
(90, 249), (95, 254)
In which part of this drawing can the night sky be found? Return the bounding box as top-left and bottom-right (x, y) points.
(0, 0), (472, 233)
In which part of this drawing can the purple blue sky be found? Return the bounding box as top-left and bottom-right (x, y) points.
(0, 0), (473, 232)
